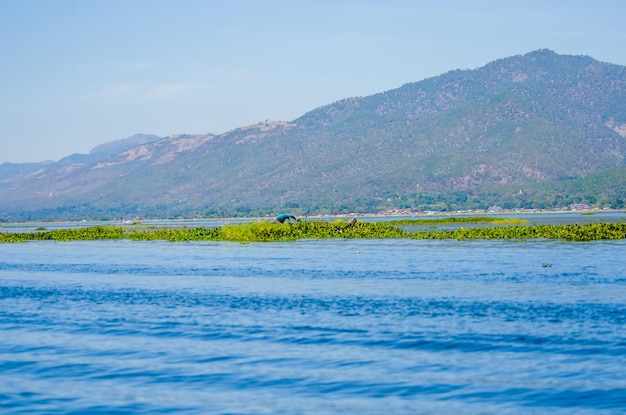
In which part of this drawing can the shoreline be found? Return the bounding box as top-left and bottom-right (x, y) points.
(1, 208), (625, 228)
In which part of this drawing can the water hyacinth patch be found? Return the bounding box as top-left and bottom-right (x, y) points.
(1, 218), (626, 243)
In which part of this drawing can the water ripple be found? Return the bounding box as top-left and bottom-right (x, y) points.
(1, 239), (625, 413)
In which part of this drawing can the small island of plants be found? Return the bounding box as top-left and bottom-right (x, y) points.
(1, 217), (625, 243)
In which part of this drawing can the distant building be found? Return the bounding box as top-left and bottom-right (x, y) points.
(570, 203), (591, 211)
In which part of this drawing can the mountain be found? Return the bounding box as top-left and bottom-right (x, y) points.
(1, 50), (625, 220)
(0, 160), (54, 182)
(0, 134), (161, 181)
(89, 133), (162, 159)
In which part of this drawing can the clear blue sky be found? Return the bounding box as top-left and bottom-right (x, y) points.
(2, 0), (625, 163)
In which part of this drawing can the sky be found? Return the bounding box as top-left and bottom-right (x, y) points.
(2, 0), (626, 163)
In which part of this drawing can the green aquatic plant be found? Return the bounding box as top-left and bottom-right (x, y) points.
(1, 221), (625, 243)
(218, 220), (409, 242)
(388, 217), (527, 225)
(408, 222), (626, 242)
(0, 226), (126, 243)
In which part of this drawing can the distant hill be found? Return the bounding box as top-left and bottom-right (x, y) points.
(0, 160), (54, 181)
(89, 133), (162, 158)
(0, 134), (161, 181)
(1, 50), (625, 220)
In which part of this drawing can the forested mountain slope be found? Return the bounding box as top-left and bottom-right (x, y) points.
(2, 50), (625, 220)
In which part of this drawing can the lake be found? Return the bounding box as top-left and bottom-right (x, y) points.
(1, 227), (625, 413)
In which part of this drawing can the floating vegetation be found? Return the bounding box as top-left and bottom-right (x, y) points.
(408, 222), (626, 242)
(1, 221), (625, 243)
(388, 216), (528, 225)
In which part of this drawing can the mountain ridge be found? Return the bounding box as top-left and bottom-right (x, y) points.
(2, 49), (625, 220)
(0, 133), (163, 180)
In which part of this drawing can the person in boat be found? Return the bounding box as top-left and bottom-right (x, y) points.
(274, 214), (299, 224)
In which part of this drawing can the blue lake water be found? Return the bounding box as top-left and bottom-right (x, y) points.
(1, 236), (625, 414)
